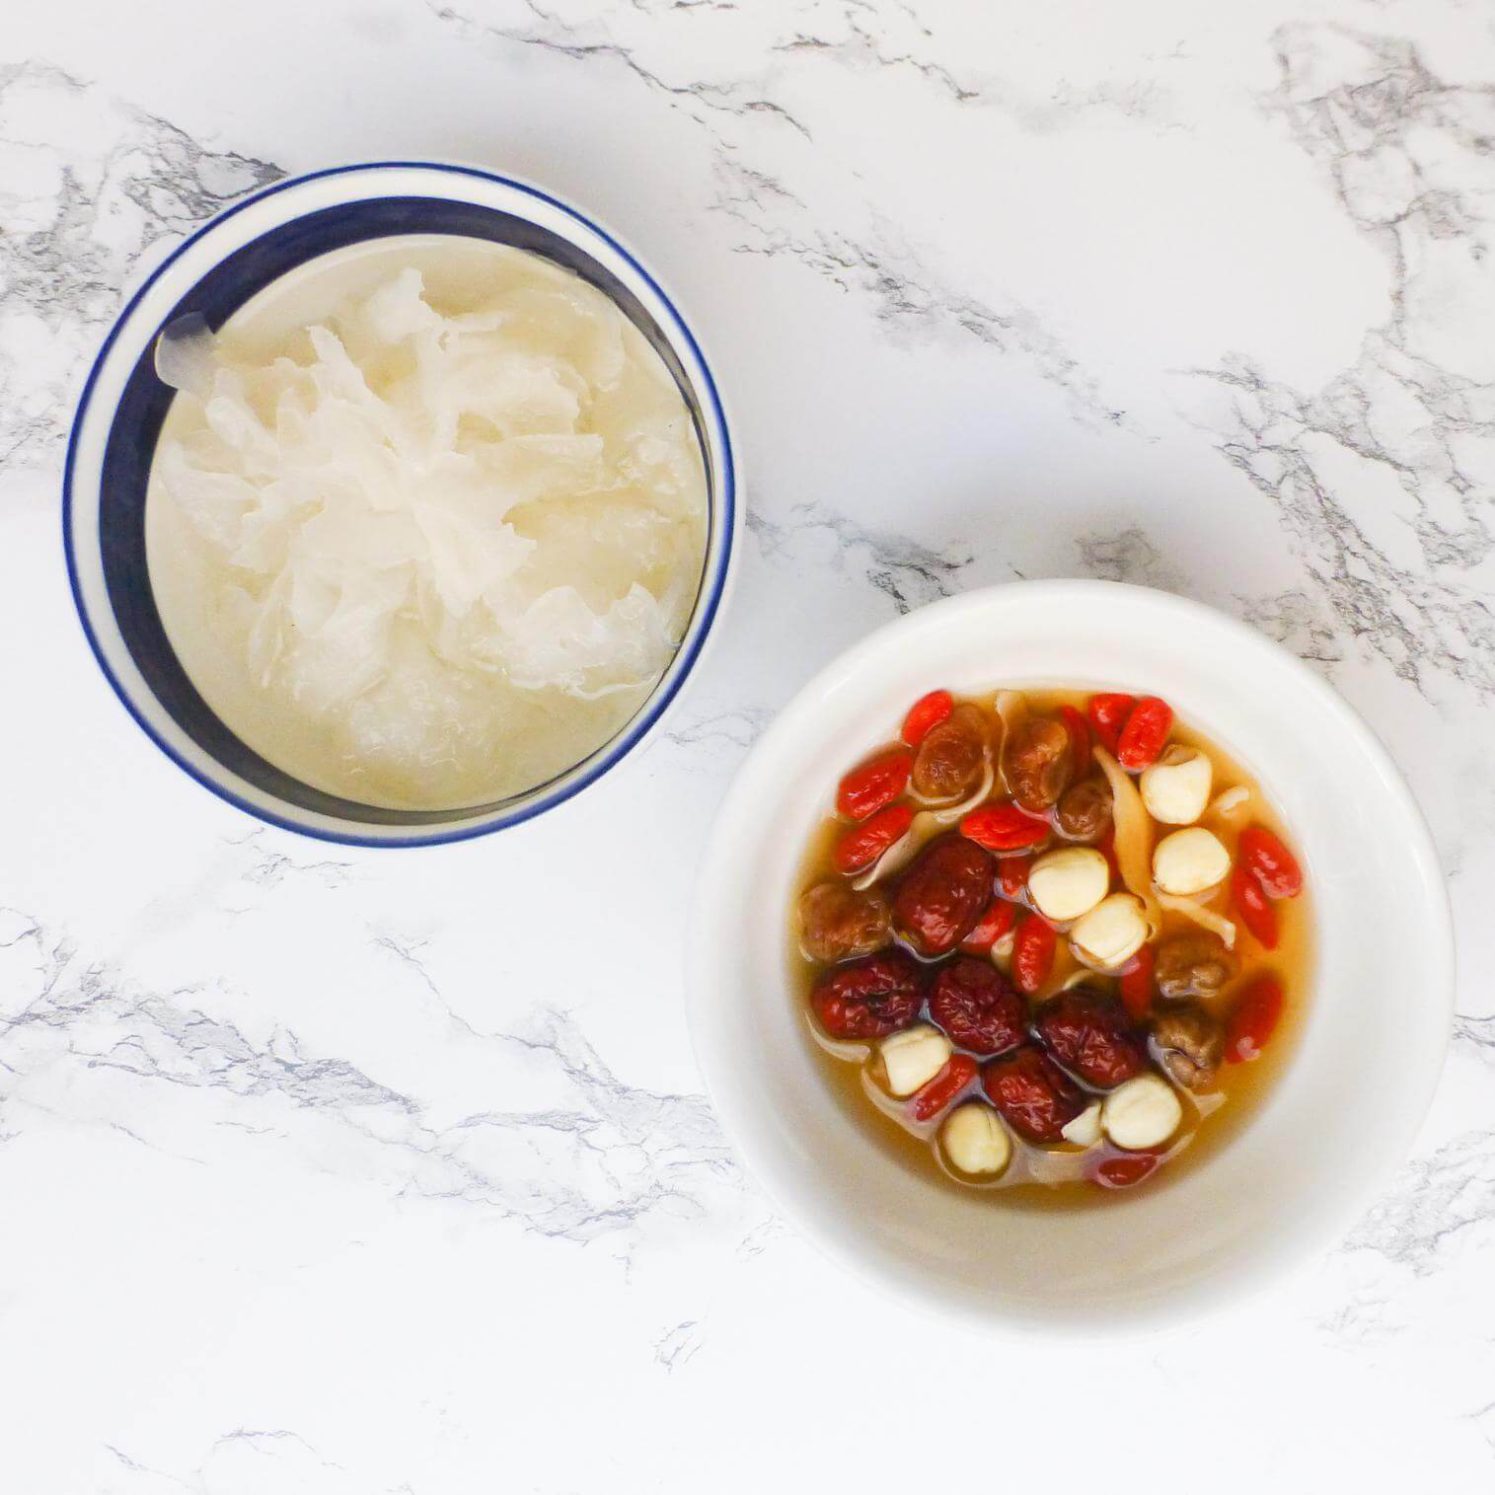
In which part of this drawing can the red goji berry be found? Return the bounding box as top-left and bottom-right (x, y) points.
(1097, 823), (1121, 882)
(1092, 1151), (1163, 1189)
(959, 898), (1017, 954)
(998, 854), (1033, 901)
(960, 803), (1050, 853)
(1225, 976), (1284, 1062)
(901, 689), (954, 747)
(910, 1055), (979, 1122)
(1087, 693), (1136, 756)
(832, 804), (913, 875)
(836, 747), (913, 821)
(1118, 944), (1156, 1021)
(1011, 913), (1057, 995)
(1116, 696), (1173, 772)
(1231, 863), (1279, 949)
(1058, 704), (1091, 780)
(1239, 825), (1303, 900)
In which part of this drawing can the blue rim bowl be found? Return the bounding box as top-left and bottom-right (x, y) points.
(63, 161), (739, 847)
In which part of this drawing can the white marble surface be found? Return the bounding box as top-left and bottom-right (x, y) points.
(3, 1), (1495, 1489)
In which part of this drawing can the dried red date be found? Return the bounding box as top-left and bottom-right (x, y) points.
(798, 882), (892, 964)
(1004, 716), (1074, 813)
(911, 703), (987, 802)
(811, 951), (923, 1041)
(982, 1047), (1086, 1143)
(929, 958), (1026, 1055)
(892, 835), (994, 957)
(1033, 988), (1146, 1089)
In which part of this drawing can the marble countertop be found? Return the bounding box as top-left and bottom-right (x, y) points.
(5, 1), (1495, 1489)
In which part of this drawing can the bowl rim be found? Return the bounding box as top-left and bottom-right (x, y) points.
(686, 578), (1455, 1333)
(62, 159), (738, 848)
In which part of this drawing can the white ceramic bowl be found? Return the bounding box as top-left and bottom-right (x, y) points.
(688, 580), (1452, 1331)
(65, 162), (737, 846)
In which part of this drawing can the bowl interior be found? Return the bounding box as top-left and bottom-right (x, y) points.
(67, 166), (734, 844)
(689, 581), (1450, 1330)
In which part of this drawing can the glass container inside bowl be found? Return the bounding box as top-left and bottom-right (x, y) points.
(145, 233), (708, 811)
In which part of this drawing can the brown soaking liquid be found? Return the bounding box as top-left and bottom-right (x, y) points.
(789, 687), (1314, 1208)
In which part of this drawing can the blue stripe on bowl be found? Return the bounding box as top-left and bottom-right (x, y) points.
(64, 163), (736, 846)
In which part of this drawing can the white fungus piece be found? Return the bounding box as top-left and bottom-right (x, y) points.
(942, 1104), (1012, 1176)
(1140, 746), (1213, 825)
(880, 1025), (952, 1097)
(1153, 827), (1232, 897)
(1156, 891), (1237, 950)
(1102, 1074), (1183, 1151)
(1061, 1100), (1103, 1147)
(145, 243), (708, 809)
(1028, 846), (1110, 922)
(154, 314), (218, 400)
(1210, 785), (1251, 820)
(1070, 893), (1150, 970)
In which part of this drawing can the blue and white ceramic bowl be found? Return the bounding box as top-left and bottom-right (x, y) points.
(65, 162), (738, 847)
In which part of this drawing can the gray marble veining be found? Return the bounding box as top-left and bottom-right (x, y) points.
(4, 1), (1495, 1489)
(1188, 26), (1495, 699)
